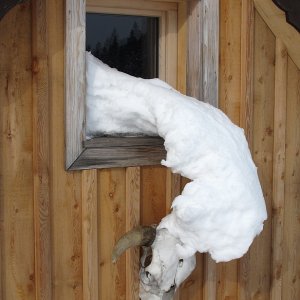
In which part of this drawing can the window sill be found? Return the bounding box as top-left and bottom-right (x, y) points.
(68, 136), (166, 170)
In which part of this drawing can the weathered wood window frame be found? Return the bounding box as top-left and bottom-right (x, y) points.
(65, 0), (219, 170)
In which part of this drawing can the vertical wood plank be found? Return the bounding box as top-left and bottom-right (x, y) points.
(179, 254), (203, 300)
(187, 0), (202, 101)
(202, 0), (219, 106)
(165, 7), (181, 263)
(126, 167), (141, 300)
(165, 171), (181, 215)
(166, 9), (178, 89)
(241, 10), (275, 299)
(217, 262), (238, 300)
(65, 0), (86, 169)
(217, 1), (242, 299)
(271, 38), (287, 300)
(31, 0), (52, 299)
(49, 0), (83, 298)
(82, 170), (98, 300)
(179, 3), (205, 297)
(0, 2), (35, 299)
(98, 169), (126, 300)
(203, 256), (217, 300)
(282, 57), (300, 300)
(177, 1), (187, 94)
(240, 0), (254, 147)
(219, 0), (242, 125)
(238, 1), (254, 299)
(141, 166), (167, 225)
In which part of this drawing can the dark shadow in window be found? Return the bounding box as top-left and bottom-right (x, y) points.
(86, 13), (159, 78)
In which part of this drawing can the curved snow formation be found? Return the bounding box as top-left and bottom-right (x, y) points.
(86, 52), (267, 262)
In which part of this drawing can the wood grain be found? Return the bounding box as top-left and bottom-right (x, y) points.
(71, 145), (166, 170)
(177, 1), (187, 94)
(242, 10), (275, 299)
(282, 56), (300, 300)
(219, 0), (241, 125)
(31, 0), (52, 298)
(187, 0), (202, 100)
(65, 0), (86, 169)
(240, 0), (254, 147)
(87, 0), (177, 12)
(186, 0), (219, 106)
(238, 1), (254, 299)
(203, 256), (217, 300)
(141, 166), (167, 225)
(271, 38), (287, 300)
(82, 170), (98, 300)
(70, 137), (166, 170)
(0, 2), (35, 299)
(98, 169), (127, 300)
(49, 0), (83, 298)
(217, 1), (242, 299)
(202, 0), (219, 106)
(126, 167), (141, 299)
(254, 0), (300, 70)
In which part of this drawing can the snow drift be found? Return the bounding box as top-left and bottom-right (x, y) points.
(86, 52), (267, 262)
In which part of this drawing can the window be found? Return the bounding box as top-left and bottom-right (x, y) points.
(86, 14), (159, 79)
(65, 0), (219, 170)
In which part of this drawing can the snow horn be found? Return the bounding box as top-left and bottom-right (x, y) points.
(112, 225), (156, 263)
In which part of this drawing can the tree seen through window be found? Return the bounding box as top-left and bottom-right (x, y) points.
(86, 14), (159, 78)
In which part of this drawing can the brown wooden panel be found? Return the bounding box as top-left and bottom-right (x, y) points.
(0, 1), (35, 299)
(141, 166), (167, 225)
(240, 0), (254, 148)
(125, 167), (141, 299)
(282, 57), (300, 300)
(254, 0), (300, 70)
(270, 38), (287, 300)
(219, 0), (242, 125)
(98, 168), (127, 300)
(240, 10), (275, 300)
(49, 0), (84, 298)
(31, 0), (52, 298)
(215, 1), (242, 299)
(82, 170), (98, 300)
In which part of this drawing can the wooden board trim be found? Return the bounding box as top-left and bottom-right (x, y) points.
(65, 0), (86, 169)
(69, 137), (166, 170)
(271, 38), (287, 300)
(87, 0), (177, 12)
(66, 0), (219, 170)
(254, 0), (300, 70)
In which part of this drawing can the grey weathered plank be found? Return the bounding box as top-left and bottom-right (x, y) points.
(69, 137), (166, 170)
(65, 0), (86, 169)
(202, 0), (219, 106)
(84, 137), (165, 148)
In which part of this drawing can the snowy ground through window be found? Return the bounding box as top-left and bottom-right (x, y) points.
(86, 52), (267, 262)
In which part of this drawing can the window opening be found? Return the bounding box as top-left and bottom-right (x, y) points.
(65, 0), (220, 170)
(86, 13), (159, 79)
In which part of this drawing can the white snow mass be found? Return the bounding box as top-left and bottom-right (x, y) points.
(86, 52), (267, 262)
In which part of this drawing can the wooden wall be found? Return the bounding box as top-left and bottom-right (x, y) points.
(0, 0), (299, 299)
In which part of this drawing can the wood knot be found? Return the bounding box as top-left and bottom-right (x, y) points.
(32, 57), (40, 74)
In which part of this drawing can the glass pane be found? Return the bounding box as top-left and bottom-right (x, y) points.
(86, 13), (159, 79)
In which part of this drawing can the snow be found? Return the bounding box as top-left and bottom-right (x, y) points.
(86, 52), (267, 262)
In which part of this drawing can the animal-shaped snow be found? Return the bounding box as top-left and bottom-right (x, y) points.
(86, 52), (267, 299)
